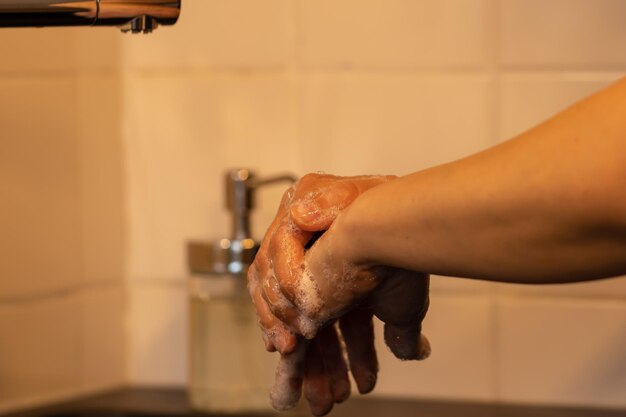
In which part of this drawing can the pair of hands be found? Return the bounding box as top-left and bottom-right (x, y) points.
(247, 174), (431, 416)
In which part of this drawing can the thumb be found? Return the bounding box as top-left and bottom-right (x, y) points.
(370, 269), (431, 361)
(289, 182), (360, 232)
(383, 322), (431, 361)
(290, 175), (395, 231)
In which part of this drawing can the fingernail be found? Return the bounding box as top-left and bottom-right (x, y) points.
(263, 334), (276, 352)
(333, 379), (351, 403)
(276, 331), (298, 355)
(292, 201), (320, 221)
(298, 316), (319, 340)
(357, 372), (377, 394)
(416, 334), (431, 361)
(310, 401), (334, 417)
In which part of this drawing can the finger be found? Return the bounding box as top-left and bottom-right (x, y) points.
(267, 219), (313, 308)
(271, 341), (306, 411)
(248, 254), (275, 354)
(289, 182), (358, 231)
(290, 175), (397, 231)
(254, 184), (294, 279)
(248, 264), (297, 354)
(316, 324), (351, 404)
(259, 185), (292, 248)
(338, 307), (378, 394)
(371, 269), (431, 360)
(262, 333), (276, 352)
(253, 188), (312, 337)
(267, 220), (321, 339)
(384, 323), (431, 361)
(303, 339), (334, 417)
(249, 184), (307, 352)
(260, 272), (301, 330)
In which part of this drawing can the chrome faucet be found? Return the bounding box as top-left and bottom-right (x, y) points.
(0, 0), (181, 34)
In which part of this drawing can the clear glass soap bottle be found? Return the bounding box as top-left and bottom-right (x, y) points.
(189, 271), (276, 412)
(187, 169), (297, 414)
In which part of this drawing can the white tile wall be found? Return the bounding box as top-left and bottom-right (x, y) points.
(299, 0), (490, 69)
(76, 74), (125, 285)
(0, 28), (118, 73)
(501, 0), (626, 69)
(0, 76), (83, 298)
(0, 29), (126, 412)
(0, 285), (126, 414)
(123, 73), (300, 281)
(499, 73), (625, 140)
(121, 0), (295, 70)
(82, 285), (126, 391)
(300, 74), (492, 176)
(0, 294), (83, 410)
(0, 73), (125, 294)
(373, 293), (496, 400)
(128, 283), (188, 385)
(497, 296), (626, 408)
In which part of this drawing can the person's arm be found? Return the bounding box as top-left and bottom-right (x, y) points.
(321, 76), (626, 285)
(249, 76), (626, 416)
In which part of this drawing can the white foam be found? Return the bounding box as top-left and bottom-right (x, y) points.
(270, 343), (306, 411)
(297, 267), (323, 319)
(297, 315), (318, 339)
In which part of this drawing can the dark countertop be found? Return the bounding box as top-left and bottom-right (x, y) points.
(3, 388), (626, 417)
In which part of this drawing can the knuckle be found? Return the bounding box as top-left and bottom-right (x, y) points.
(281, 186), (296, 205)
(300, 172), (321, 184)
(246, 264), (258, 286)
(254, 251), (270, 276)
(268, 227), (282, 253)
(296, 173), (326, 195)
(261, 276), (290, 317)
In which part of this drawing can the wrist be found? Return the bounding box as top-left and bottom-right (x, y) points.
(329, 198), (370, 268)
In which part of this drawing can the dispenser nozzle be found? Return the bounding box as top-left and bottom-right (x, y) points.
(225, 168), (297, 240)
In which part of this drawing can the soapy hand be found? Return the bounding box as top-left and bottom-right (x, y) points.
(247, 173), (431, 415)
(271, 270), (430, 416)
(248, 173), (397, 351)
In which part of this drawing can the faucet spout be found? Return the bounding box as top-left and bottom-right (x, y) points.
(0, 0), (181, 33)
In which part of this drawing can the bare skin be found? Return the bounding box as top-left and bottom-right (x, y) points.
(333, 77), (626, 283)
(248, 175), (431, 415)
(249, 76), (626, 415)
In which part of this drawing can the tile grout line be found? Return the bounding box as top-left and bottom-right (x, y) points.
(0, 279), (121, 307)
(0, 68), (119, 78)
(115, 66), (490, 78)
(115, 67), (626, 79)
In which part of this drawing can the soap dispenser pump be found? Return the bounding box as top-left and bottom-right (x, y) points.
(187, 168), (296, 414)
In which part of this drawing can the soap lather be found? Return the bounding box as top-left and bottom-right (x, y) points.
(187, 168), (296, 414)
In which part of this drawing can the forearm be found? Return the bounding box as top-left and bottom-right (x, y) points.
(335, 77), (626, 284)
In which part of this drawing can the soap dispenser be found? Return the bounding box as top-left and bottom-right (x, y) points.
(187, 168), (296, 414)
